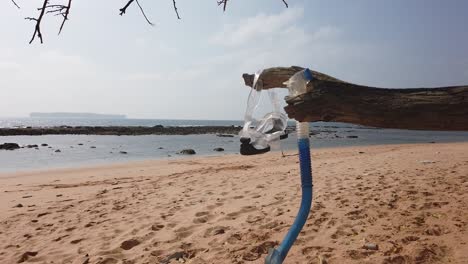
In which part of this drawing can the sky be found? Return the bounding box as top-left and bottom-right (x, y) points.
(1, 0), (468, 119)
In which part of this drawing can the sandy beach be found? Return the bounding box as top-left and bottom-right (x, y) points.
(0, 142), (467, 264)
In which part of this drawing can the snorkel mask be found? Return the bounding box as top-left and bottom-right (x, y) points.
(239, 70), (288, 155)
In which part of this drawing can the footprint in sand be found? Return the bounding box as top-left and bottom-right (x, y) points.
(345, 209), (367, 220)
(301, 246), (334, 256)
(260, 220), (282, 230)
(174, 226), (195, 239)
(195, 211), (209, 217)
(224, 206), (256, 221)
(206, 202), (224, 210)
(400, 236), (419, 244)
(425, 225), (445, 236)
(242, 241), (278, 261)
(120, 238), (141, 250)
(413, 243), (449, 263)
(246, 214), (265, 224)
(70, 238), (84, 244)
(18, 251), (38, 263)
(382, 255), (408, 264)
(346, 249), (376, 260)
(167, 222), (177, 228)
(160, 212), (174, 220)
(193, 211), (215, 224)
(203, 226), (228, 237)
(96, 257), (118, 264)
(193, 215), (211, 224)
(151, 224), (165, 231)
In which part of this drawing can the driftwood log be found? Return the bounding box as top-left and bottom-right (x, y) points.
(242, 66), (468, 131)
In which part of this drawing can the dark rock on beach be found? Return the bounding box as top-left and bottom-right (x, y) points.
(217, 134), (235, 137)
(41, 143), (48, 147)
(213, 147), (225, 152)
(0, 143), (20, 150)
(363, 242), (379, 250)
(178, 149), (196, 155)
(26, 144), (39, 148)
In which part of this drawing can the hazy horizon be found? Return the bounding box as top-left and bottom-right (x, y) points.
(1, 113), (244, 121)
(1, 0), (468, 120)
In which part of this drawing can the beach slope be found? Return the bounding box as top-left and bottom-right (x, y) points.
(0, 143), (467, 263)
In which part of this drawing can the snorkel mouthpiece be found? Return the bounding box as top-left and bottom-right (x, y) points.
(284, 68), (313, 97)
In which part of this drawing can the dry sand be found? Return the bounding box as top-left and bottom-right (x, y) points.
(0, 143), (467, 264)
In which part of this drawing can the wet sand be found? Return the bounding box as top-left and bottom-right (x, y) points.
(0, 143), (467, 263)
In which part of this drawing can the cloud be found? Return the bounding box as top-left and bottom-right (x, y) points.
(209, 7), (348, 70)
(0, 61), (21, 71)
(134, 37), (148, 48)
(206, 7), (392, 89)
(0, 49), (99, 83)
(25, 50), (100, 82)
(211, 7), (304, 47)
(311, 25), (341, 41)
(200, 7), (400, 118)
(125, 72), (163, 81)
(124, 67), (211, 83)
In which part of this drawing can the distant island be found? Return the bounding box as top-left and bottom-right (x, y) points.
(30, 112), (127, 119)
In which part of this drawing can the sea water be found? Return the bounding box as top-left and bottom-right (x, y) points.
(1, 118), (468, 173)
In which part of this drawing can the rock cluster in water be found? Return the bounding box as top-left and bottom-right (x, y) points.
(0, 125), (241, 136)
(178, 149), (196, 155)
(0, 143), (20, 150)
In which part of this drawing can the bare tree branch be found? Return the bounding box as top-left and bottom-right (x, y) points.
(58, 0), (72, 34)
(23, 0), (288, 43)
(119, 0), (135, 16)
(217, 0), (228, 11)
(11, 0), (20, 9)
(120, 0), (157, 22)
(135, 0), (154, 25)
(172, 0), (181, 19)
(26, 0), (72, 43)
(26, 0), (48, 44)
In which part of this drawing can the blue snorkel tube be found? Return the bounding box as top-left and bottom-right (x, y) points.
(265, 69), (314, 264)
(239, 68), (314, 264)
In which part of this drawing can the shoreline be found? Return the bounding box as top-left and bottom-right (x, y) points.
(2, 126), (468, 174)
(0, 142), (467, 263)
(0, 140), (461, 177)
(0, 125), (244, 136)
